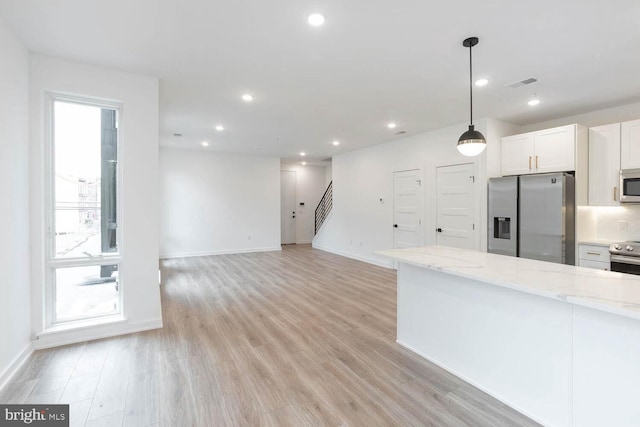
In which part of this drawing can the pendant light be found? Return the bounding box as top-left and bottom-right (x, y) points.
(457, 36), (486, 156)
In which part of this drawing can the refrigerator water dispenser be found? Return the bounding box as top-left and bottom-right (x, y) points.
(494, 217), (511, 239)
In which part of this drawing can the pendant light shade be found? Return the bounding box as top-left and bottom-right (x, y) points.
(457, 37), (486, 156)
(457, 124), (486, 156)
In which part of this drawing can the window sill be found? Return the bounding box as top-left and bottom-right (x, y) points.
(37, 314), (127, 337)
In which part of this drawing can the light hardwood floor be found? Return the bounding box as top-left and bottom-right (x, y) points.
(1, 245), (539, 426)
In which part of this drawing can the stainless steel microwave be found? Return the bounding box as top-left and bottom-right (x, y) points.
(620, 169), (640, 203)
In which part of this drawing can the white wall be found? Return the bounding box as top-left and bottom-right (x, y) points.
(485, 118), (522, 178)
(313, 119), (517, 267)
(160, 148), (281, 257)
(521, 100), (640, 133)
(281, 164), (327, 244)
(0, 18), (31, 388)
(30, 55), (163, 348)
(325, 163), (332, 187)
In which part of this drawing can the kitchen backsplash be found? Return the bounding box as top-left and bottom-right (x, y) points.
(578, 205), (640, 242)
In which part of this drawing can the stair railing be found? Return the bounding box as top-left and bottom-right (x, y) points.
(314, 181), (333, 235)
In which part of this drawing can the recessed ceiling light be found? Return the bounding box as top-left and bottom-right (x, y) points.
(332, 140), (340, 146)
(302, 161), (307, 165)
(528, 98), (541, 106)
(387, 123), (397, 129)
(307, 13), (325, 27)
(201, 141), (209, 147)
(300, 152), (306, 156)
(215, 125), (224, 131)
(242, 94), (254, 102)
(475, 78), (489, 87)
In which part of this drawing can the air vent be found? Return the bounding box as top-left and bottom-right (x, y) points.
(322, 157), (332, 162)
(505, 77), (538, 88)
(173, 133), (182, 137)
(394, 131), (407, 135)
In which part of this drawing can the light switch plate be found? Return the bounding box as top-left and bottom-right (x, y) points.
(619, 220), (628, 232)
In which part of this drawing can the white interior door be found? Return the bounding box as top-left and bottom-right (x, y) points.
(280, 170), (296, 244)
(393, 169), (423, 249)
(436, 163), (478, 250)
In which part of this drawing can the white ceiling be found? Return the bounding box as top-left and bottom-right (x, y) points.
(1, 0), (640, 163)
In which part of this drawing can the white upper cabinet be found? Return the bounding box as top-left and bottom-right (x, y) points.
(589, 123), (621, 206)
(502, 125), (577, 176)
(501, 133), (535, 176)
(621, 119), (640, 170)
(534, 126), (576, 173)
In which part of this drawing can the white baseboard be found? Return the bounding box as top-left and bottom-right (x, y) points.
(295, 240), (312, 245)
(0, 343), (33, 392)
(160, 246), (282, 260)
(33, 318), (163, 350)
(312, 244), (394, 269)
(395, 340), (547, 427)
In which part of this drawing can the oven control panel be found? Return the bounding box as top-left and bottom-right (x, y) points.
(610, 241), (640, 274)
(609, 242), (640, 256)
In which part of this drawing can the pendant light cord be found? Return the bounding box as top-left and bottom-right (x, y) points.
(469, 43), (473, 126)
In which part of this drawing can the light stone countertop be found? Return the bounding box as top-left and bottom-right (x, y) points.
(377, 246), (640, 321)
(578, 239), (617, 247)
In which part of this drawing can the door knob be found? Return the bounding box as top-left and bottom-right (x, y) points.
(436, 228), (442, 233)
(393, 224), (398, 228)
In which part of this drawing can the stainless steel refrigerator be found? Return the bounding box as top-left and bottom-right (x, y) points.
(488, 173), (575, 265)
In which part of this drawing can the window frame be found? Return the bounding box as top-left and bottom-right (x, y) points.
(44, 92), (125, 328)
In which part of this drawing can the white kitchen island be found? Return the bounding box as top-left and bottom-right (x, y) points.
(377, 246), (640, 427)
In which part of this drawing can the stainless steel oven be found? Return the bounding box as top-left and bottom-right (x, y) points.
(610, 242), (640, 275)
(620, 169), (640, 203)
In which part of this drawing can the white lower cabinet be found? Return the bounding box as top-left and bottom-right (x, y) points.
(580, 259), (610, 270)
(579, 244), (610, 270)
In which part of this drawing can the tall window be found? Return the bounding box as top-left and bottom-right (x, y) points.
(46, 95), (122, 326)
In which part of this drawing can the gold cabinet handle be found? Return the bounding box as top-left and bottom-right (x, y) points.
(536, 156), (539, 169)
(614, 186), (618, 202)
(529, 156), (532, 170)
